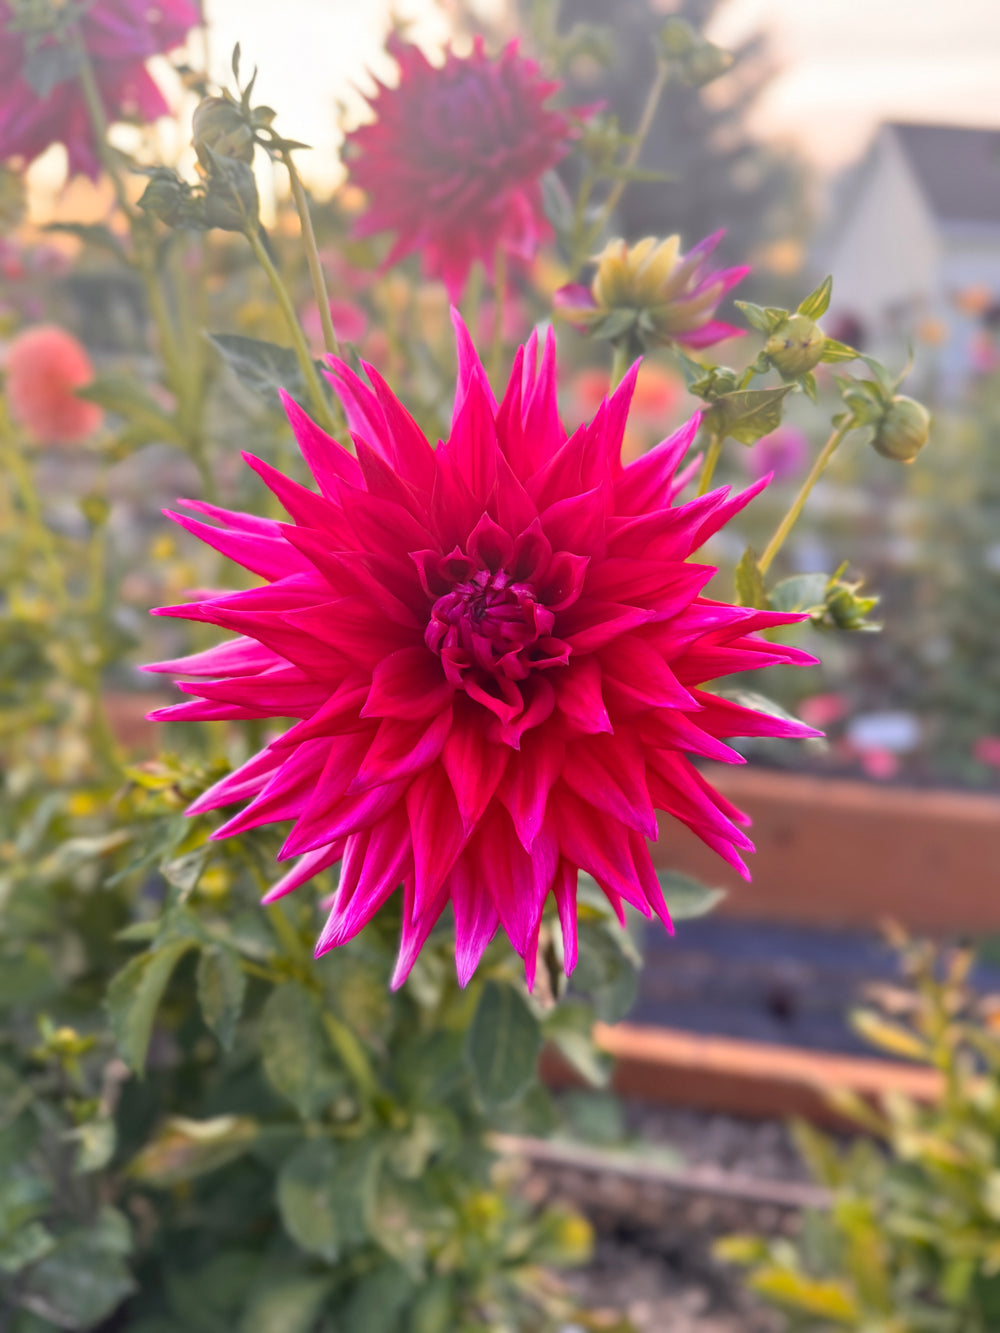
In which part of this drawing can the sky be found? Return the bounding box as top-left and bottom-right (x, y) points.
(24, 0), (1000, 214)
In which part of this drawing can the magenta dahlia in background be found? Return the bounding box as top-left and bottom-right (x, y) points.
(0, 0), (199, 179)
(147, 318), (818, 988)
(345, 35), (579, 300)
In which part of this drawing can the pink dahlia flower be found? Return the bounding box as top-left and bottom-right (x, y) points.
(0, 0), (199, 179)
(345, 36), (579, 300)
(147, 319), (818, 988)
(5, 324), (103, 444)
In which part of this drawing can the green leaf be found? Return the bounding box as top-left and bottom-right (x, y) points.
(656, 871), (726, 920)
(704, 385), (795, 445)
(20, 1208), (135, 1331)
(259, 983), (347, 1118)
(466, 980), (542, 1110)
(749, 1267), (858, 1321)
(76, 376), (185, 446)
(129, 1115), (258, 1188)
(734, 546), (767, 610)
(797, 275), (833, 321)
(67, 1118), (116, 1174)
(208, 333), (321, 411)
(339, 1260), (415, 1333)
(42, 222), (126, 261)
(277, 1139), (376, 1261)
(239, 1276), (333, 1333)
(161, 847), (208, 905)
(767, 572), (830, 616)
(0, 1221), (55, 1276)
(196, 945), (246, 1050)
(573, 917), (639, 1023)
(820, 338), (860, 364)
(106, 939), (197, 1074)
(543, 1000), (611, 1087)
(734, 300), (787, 336)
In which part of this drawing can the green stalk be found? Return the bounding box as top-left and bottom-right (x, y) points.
(283, 151), (339, 358)
(696, 432), (723, 496)
(585, 58), (670, 251)
(489, 246), (507, 387)
(757, 418), (852, 576)
(245, 227), (338, 434)
(609, 341), (631, 390)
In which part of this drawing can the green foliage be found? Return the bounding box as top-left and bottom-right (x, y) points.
(720, 933), (1000, 1331)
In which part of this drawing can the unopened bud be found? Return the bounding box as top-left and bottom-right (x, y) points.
(137, 169), (193, 228)
(765, 313), (826, 378)
(201, 153), (259, 232)
(193, 96), (255, 168)
(872, 396), (930, 462)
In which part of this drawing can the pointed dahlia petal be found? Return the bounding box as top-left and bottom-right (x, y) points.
(498, 729), (565, 850)
(241, 453), (340, 529)
(555, 657), (612, 736)
(614, 415), (701, 515)
(262, 842), (344, 905)
(406, 765), (467, 919)
(186, 746), (285, 816)
(363, 647), (454, 720)
(279, 389), (363, 494)
(350, 709), (452, 792)
(449, 852), (500, 987)
(562, 733), (657, 839)
(165, 510), (304, 581)
(315, 806), (410, 954)
(442, 703), (510, 832)
(141, 636), (276, 678)
(553, 860), (579, 974)
(390, 877), (449, 990)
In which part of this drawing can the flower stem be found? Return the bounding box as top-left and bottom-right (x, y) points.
(490, 245), (507, 387)
(609, 342), (631, 390)
(1, 414), (67, 611)
(757, 418), (852, 576)
(244, 226), (338, 434)
(282, 151), (339, 358)
(696, 432), (723, 496)
(586, 58), (670, 249)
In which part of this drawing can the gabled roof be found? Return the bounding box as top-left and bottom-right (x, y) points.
(887, 122), (1000, 226)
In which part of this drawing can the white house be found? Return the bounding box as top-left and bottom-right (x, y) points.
(820, 122), (1000, 396)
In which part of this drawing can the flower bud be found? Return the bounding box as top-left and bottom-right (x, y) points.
(138, 168), (194, 229)
(764, 313), (825, 378)
(192, 96), (255, 169)
(201, 153), (259, 232)
(872, 395), (930, 462)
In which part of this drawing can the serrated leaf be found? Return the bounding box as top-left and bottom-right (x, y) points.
(259, 983), (347, 1117)
(208, 332), (322, 411)
(797, 275), (833, 321)
(543, 1000), (610, 1087)
(277, 1139), (376, 1261)
(466, 980), (542, 1109)
(106, 939), (197, 1074)
(20, 1208), (135, 1331)
(735, 546), (767, 609)
(735, 300), (784, 335)
(239, 1276), (333, 1333)
(571, 915), (639, 1023)
(704, 385), (794, 445)
(129, 1115), (257, 1188)
(196, 945), (246, 1050)
(656, 871), (726, 920)
(767, 572), (830, 616)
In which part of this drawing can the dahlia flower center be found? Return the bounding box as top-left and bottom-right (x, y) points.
(426, 566), (561, 684)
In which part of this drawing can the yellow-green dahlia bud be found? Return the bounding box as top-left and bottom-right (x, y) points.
(765, 312), (826, 378)
(193, 96), (255, 169)
(872, 396), (931, 462)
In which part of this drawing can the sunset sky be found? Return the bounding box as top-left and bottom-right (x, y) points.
(23, 0), (1000, 214)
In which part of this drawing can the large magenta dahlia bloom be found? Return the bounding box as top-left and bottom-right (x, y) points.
(345, 36), (578, 300)
(0, 0), (199, 179)
(147, 318), (818, 988)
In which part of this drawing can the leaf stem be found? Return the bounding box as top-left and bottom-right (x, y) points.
(244, 226), (338, 434)
(282, 151), (339, 358)
(757, 418), (852, 576)
(696, 432), (723, 496)
(586, 58), (670, 249)
(489, 245), (507, 387)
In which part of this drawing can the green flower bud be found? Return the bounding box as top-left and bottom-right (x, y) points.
(137, 169), (195, 228)
(201, 153), (259, 232)
(872, 395), (931, 462)
(192, 96), (255, 169)
(765, 313), (826, 378)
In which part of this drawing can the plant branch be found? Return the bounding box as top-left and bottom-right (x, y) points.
(757, 418), (853, 576)
(282, 151), (339, 358)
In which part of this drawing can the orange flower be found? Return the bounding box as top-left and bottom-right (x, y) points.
(5, 325), (103, 445)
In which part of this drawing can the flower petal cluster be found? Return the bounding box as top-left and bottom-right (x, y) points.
(0, 0), (199, 178)
(5, 324), (103, 444)
(556, 233), (748, 354)
(147, 319), (818, 988)
(345, 36), (578, 300)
